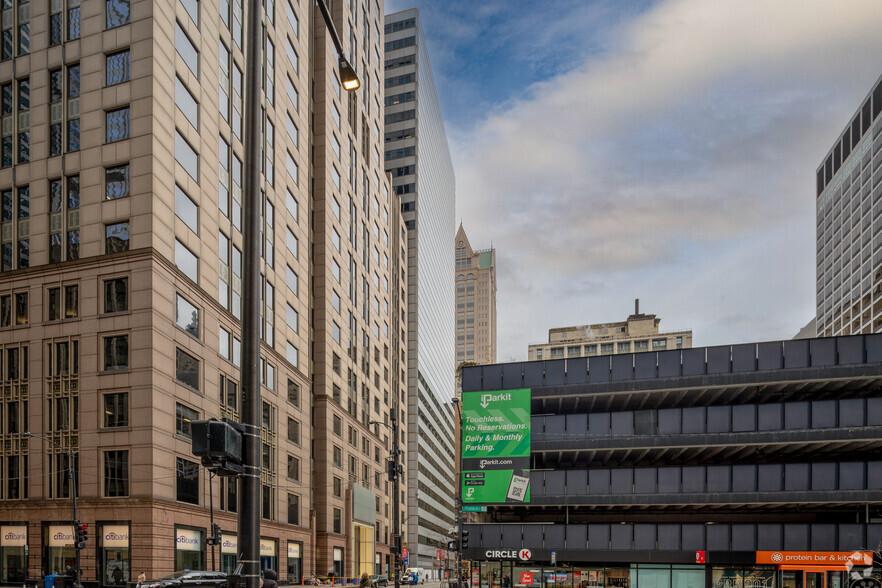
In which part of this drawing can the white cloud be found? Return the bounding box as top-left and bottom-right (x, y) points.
(452, 0), (882, 360)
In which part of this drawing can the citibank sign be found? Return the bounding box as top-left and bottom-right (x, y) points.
(485, 549), (532, 561)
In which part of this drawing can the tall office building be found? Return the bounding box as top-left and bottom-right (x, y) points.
(815, 72), (882, 337)
(383, 9), (456, 577)
(455, 225), (496, 365)
(0, 0), (406, 582)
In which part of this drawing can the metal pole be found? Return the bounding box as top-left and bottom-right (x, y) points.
(239, 0), (263, 585)
(453, 402), (462, 588)
(209, 473), (216, 572)
(71, 451), (81, 588)
(392, 413), (401, 588)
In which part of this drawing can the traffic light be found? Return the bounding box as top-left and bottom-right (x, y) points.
(460, 530), (469, 549)
(75, 523), (88, 550)
(206, 523), (221, 546)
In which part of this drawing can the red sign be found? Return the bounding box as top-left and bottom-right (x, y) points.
(402, 547), (408, 559)
(520, 573), (534, 585)
(518, 549), (531, 561)
(574, 572), (581, 584)
(696, 551), (705, 564)
(756, 551), (873, 566)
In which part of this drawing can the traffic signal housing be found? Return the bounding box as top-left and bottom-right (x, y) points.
(75, 523), (88, 550)
(460, 529), (469, 549)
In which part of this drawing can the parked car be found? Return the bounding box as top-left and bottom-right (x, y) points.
(139, 571), (227, 588)
(369, 575), (388, 587)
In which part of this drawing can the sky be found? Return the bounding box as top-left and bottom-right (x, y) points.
(383, 0), (882, 362)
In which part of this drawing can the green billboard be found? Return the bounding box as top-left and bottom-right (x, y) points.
(461, 388), (531, 504)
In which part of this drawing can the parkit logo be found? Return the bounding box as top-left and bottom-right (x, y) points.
(480, 393), (511, 408)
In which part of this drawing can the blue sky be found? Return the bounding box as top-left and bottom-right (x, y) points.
(384, 0), (882, 362)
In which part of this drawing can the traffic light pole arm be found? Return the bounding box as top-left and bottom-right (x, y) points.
(25, 432), (81, 587)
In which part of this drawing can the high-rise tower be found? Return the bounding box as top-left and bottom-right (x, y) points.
(383, 8), (456, 577)
(454, 225), (496, 365)
(815, 73), (882, 336)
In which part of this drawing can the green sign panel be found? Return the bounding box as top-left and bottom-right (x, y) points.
(461, 388), (531, 504)
(462, 505), (487, 512)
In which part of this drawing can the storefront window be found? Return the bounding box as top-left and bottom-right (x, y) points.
(45, 524), (76, 575)
(605, 568), (631, 588)
(714, 567), (776, 588)
(221, 534), (238, 575)
(513, 566), (542, 588)
(333, 547), (344, 578)
(671, 567), (703, 588)
(259, 537), (277, 573)
(0, 524), (27, 582)
(174, 527), (204, 571)
(286, 541), (302, 584)
(574, 568), (605, 588)
(100, 523), (130, 586)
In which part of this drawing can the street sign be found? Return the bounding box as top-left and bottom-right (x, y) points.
(551, 551), (556, 565)
(462, 505), (487, 512)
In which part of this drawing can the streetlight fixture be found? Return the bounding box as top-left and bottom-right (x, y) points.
(24, 432), (82, 588)
(369, 417), (402, 588)
(315, 0), (361, 91)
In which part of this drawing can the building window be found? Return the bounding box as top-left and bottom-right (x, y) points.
(175, 76), (199, 130)
(105, 107), (130, 142)
(333, 508), (341, 534)
(287, 493), (299, 525)
(287, 418), (300, 445)
(48, 65), (80, 155)
(260, 357), (275, 390)
(15, 79), (28, 163)
(0, 291), (26, 326)
(176, 403), (198, 438)
(176, 185), (202, 235)
(175, 294), (199, 338)
(106, 50), (131, 85)
(617, 342), (631, 353)
(48, 176), (80, 263)
(652, 339), (667, 349)
(104, 277), (128, 313)
(550, 347), (564, 359)
(287, 379), (300, 407)
(634, 340), (649, 351)
(103, 334), (129, 371)
(105, 221), (130, 253)
(175, 348), (200, 390)
(47, 285), (78, 321)
(176, 457), (199, 504)
(676, 336), (684, 348)
(332, 445), (342, 467)
(181, 0), (198, 26)
(175, 130), (199, 181)
(333, 476), (342, 497)
(0, 186), (29, 270)
(103, 392), (128, 427)
(175, 240), (199, 283)
(175, 22), (199, 77)
(105, 164), (130, 199)
(106, 0), (130, 28)
(103, 450), (129, 497)
(287, 455), (299, 480)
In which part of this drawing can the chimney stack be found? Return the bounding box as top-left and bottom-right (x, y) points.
(635, 298), (639, 315)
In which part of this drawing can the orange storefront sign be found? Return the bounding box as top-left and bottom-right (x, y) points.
(756, 551), (873, 566)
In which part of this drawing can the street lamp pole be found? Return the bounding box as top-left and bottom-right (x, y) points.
(25, 432), (81, 588)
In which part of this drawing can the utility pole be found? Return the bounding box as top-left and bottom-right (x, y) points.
(392, 412), (401, 588)
(239, 0), (263, 582)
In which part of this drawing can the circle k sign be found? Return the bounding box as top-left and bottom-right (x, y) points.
(519, 549), (531, 561)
